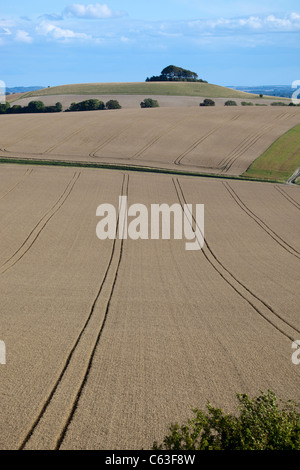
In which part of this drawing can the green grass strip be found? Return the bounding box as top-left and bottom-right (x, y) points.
(0, 156), (284, 184)
(243, 124), (300, 182)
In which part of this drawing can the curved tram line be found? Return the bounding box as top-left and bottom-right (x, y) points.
(18, 173), (129, 450)
(219, 112), (300, 173)
(275, 185), (300, 211)
(0, 171), (80, 276)
(174, 114), (241, 166)
(0, 169), (33, 202)
(222, 181), (300, 260)
(173, 177), (300, 343)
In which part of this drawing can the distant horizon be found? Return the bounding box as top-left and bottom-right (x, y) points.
(5, 82), (294, 89)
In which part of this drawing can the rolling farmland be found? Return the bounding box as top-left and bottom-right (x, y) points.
(0, 106), (300, 176)
(0, 163), (299, 450)
(0, 91), (300, 450)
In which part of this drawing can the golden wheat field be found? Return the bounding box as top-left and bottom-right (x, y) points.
(0, 159), (299, 450)
(1, 106), (300, 175)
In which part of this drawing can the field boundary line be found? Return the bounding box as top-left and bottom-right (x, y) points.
(174, 177), (300, 341)
(0, 154), (292, 184)
(223, 181), (300, 259)
(0, 171), (80, 275)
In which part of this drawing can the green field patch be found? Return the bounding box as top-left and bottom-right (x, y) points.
(243, 124), (300, 182)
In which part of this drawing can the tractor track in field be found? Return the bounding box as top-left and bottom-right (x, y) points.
(275, 185), (300, 210)
(89, 123), (135, 158)
(223, 181), (300, 260)
(129, 117), (189, 161)
(0, 169), (33, 202)
(174, 114), (241, 166)
(173, 177), (300, 342)
(43, 127), (87, 155)
(219, 112), (300, 173)
(19, 173), (129, 450)
(0, 171), (80, 276)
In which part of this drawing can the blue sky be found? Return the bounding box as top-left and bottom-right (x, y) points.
(1, 1), (299, 87)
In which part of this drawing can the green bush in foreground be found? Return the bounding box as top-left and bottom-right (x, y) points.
(153, 390), (300, 450)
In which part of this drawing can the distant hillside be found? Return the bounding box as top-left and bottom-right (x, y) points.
(24, 82), (267, 99)
(230, 85), (294, 98)
(6, 86), (45, 94)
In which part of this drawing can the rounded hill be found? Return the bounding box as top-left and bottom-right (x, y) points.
(24, 81), (262, 99)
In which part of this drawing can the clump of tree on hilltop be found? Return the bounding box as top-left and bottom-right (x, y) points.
(146, 65), (207, 83)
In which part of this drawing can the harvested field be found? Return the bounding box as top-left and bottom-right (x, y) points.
(0, 163), (299, 450)
(1, 106), (300, 177)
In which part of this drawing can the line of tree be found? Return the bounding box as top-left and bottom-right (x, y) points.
(66, 99), (122, 112)
(0, 101), (62, 114)
(146, 65), (207, 83)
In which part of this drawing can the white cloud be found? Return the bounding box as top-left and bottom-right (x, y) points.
(36, 21), (91, 40)
(238, 16), (262, 29)
(290, 12), (300, 21)
(188, 12), (300, 33)
(0, 27), (12, 36)
(15, 30), (33, 43)
(64, 3), (125, 19)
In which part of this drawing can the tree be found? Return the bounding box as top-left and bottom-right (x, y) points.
(140, 98), (159, 108)
(161, 65), (198, 81)
(146, 65), (207, 83)
(68, 99), (105, 111)
(200, 99), (215, 107)
(106, 99), (122, 109)
(0, 102), (10, 114)
(224, 100), (237, 106)
(27, 100), (45, 113)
